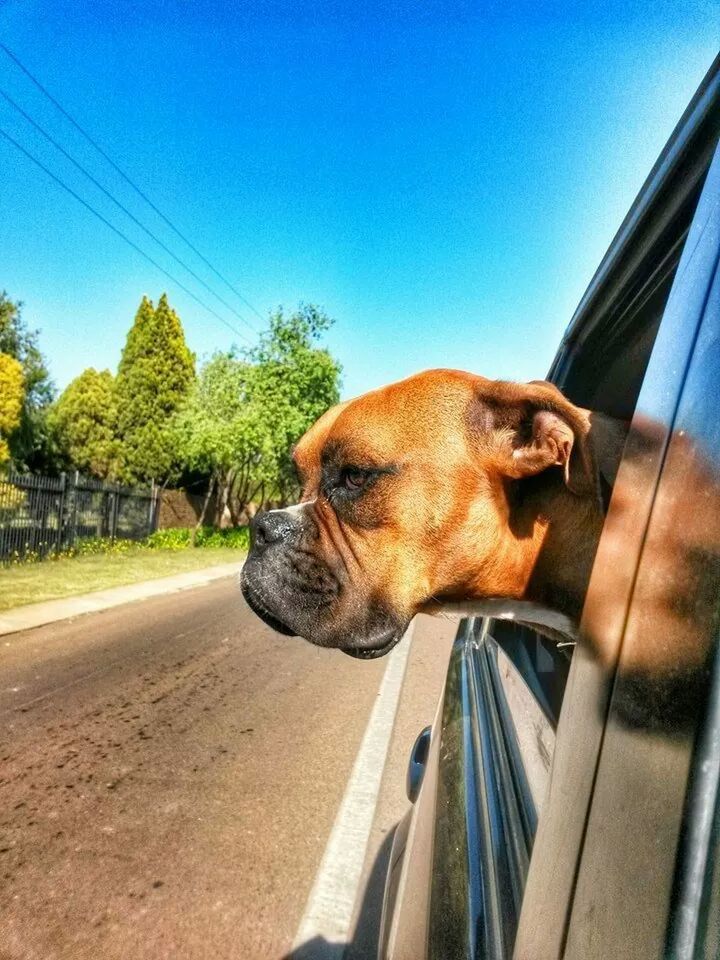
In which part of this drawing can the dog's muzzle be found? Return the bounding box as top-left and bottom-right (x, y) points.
(241, 508), (303, 636)
(241, 505), (405, 658)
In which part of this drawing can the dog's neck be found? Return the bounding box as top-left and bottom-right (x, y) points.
(438, 411), (627, 644)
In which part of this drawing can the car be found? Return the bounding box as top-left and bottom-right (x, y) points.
(378, 52), (720, 960)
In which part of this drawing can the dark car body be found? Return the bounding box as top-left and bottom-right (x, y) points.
(379, 54), (720, 960)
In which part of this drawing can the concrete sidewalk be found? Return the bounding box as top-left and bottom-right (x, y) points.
(0, 561), (244, 637)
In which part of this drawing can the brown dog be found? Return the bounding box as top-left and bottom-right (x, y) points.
(241, 369), (627, 658)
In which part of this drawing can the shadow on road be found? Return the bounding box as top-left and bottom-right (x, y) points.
(283, 826), (398, 960)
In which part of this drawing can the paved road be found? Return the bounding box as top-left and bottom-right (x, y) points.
(0, 578), (411, 960)
(0, 578), (456, 960)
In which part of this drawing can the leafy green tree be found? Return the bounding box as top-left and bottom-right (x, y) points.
(249, 303), (342, 504)
(0, 352), (24, 466)
(115, 294), (195, 484)
(49, 368), (121, 479)
(173, 351), (265, 537)
(174, 303), (341, 530)
(0, 292), (55, 470)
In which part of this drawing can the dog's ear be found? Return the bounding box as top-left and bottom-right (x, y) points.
(480, 380), (595, 496)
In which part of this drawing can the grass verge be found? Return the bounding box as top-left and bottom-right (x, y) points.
(0, 545), (245, 612)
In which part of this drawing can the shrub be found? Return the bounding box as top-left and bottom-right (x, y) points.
(146, 526), (249, 550)
(145, 527), (191, 550)
(193, 526), (250, 549)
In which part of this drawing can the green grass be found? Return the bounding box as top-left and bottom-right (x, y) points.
(0, 546), (245, 612)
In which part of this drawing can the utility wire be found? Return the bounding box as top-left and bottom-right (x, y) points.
(1, 88), (258, 334)
(0, 126), (254, 346)
(0, 42), (265, 324)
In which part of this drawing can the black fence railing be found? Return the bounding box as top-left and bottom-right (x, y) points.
(0, 471), (159, 564)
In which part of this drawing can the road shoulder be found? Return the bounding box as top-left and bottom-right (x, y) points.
(0, 560), (244, 637)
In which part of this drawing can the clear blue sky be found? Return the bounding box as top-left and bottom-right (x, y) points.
(0, 1), (717, 400)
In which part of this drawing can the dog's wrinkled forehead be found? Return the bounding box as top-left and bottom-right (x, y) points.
(294, 369), (486, 480)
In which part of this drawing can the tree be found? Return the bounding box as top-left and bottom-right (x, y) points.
(0, 292), (55, 470)
(115, 294), (195, 484)
(49, 368), (120, 479)
(173, 303), (342, 530)
(173, 351), (265, 536)
(0, 353), (24, 466)
(248, 303), (342, 504)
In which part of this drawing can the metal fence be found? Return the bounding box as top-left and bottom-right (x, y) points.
(0, 471), (159, 564)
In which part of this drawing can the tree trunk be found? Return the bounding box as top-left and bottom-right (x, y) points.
(245, 479), (265, 515)
(227, 469), (242, 526)
(217, 476), (232, 529)
(233, 461), (256, 523)
(192, 476), (216, 546)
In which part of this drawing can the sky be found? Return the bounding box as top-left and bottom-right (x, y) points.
(0, 1), (717, 401)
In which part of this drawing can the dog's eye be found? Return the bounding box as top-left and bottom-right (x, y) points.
(342, 467), (367, 491)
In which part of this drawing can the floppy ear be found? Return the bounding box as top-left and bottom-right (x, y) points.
(484, 380), (595, 496)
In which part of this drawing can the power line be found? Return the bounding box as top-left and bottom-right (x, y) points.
(0, 42), (265, 324)
(1, 88), (259, 335)
(0, 126), (254, 347)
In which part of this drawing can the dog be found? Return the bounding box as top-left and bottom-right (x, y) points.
(241, 369), (628, 658)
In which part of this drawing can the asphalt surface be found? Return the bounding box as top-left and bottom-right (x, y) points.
(0, 577), (407, 960)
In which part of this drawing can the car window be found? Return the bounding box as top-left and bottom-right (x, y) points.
(561, 146), (720, 960)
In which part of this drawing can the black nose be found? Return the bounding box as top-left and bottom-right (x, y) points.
(250, 510), (299, 550)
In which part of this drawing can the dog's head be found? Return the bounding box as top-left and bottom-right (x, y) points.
(241, 369), (598, 658)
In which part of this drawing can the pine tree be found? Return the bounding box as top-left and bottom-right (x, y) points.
(115, 294), (195, 484)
